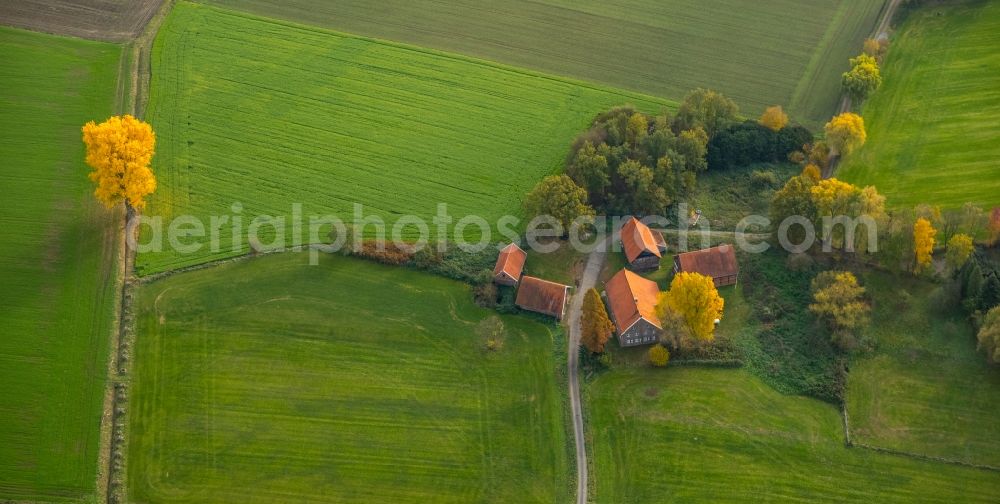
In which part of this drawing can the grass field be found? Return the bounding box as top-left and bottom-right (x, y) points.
(839, 1), (1000, 209)
(846, 272), (1000, 466)
(0, 27), (122, 501)
(585, 366), (1000, 503)
(129, 252), (571, 503)
(201, 0), (886, 126)
(137, 2), (671, 274)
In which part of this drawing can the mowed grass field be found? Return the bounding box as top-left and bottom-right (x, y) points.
(0, 28), (122, 501)
(839, 1), (1000, 209)
(847, 272), (1000, 466)
(138, 2), (670, 274)
(129, 253), (571, 503)
(585, 367), (1000, 503)
(202, 0), (886, 126)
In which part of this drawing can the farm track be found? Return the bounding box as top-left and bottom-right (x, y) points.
(825, 0), (903, 179)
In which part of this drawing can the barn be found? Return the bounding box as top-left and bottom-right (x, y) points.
(493, 243), (527, 286)
(620, 217), (662, 271)
(604, 269), (662, 347)
(515, 276), (570, 320)
(673, 244), (739, 287)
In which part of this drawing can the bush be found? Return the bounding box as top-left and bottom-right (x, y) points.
(749, 169), (780, 189)
(648, 344), (670, 367)
(473, 282), (498, 308)
(355, 241), (414, 265)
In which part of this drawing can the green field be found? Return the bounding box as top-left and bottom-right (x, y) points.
(585, 366), (1000, 503)
(839, 1), (1000, 209)
(847, 272), (1000, 466)
(138, 2), (670, 274)
(202, 0), (886, 126)
(0, 28), (122, 501)
(129, 253), (571, 502)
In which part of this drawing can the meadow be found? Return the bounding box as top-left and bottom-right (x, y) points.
(839, 1), (1000, 209)
(0, 27), (122, 501)
(846, 272), (1000, 467)
(585, 366), (1000, 503)
(138, 2), (670, 274)
(201, 0), (886, 126)
(128, 252), (572, 503)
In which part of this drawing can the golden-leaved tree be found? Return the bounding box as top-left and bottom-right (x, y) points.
(945, 233), (974, 270)
(580, 288), (614, 354)
(824, 112), (866, 156)
(913, 217), (937, 272)
(82, 115), (157, 212)
(657, 272), (724, 343)
(758, 105), (788, 132)
(809, 270), (869, 350)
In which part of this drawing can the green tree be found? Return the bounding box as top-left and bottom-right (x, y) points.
(977, 306), (1000, 364)
(626, 112), (648, 148)
(523, 175), (595, 234)
(648, 343), (670, 367)
(809, 271), (870, 350)
(672, 88), (739, 137)
(566, 141), (610, 205)
(616, 159), (670, 215)
(981, 274), (1000, 311)
(771, 174), (818, 246)
(675, 126), (709, 173)
(841, 53), (882, 102)
(581, 288), (614, 353)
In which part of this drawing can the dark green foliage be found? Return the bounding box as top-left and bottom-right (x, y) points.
(959, 249), (1000, 313)
(738, 251), (845, 403)
(566, 104), (713, 215)
(419, 245), (498, 283)
(707, 120), (813, 170)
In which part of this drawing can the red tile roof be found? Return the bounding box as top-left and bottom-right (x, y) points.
(674, 245), (738, 279)
(516, 276), (569, 319)
(621, 217), (662, 263)
(604, 269), (661, 334)
(493, 243), (527, 280)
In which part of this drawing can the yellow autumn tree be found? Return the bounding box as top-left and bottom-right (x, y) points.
(809, 271), (869, 350)
(581, 288), (614, 354)
(657, 272), (724, 342)
(945, 233), (974, 270)
(913, 217), (937, 272)
(824, 112), (866, 156)
(81, 115), (157, 212)
(759, 105), (789, 132)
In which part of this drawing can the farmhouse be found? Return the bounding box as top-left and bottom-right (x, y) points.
(621, 217), (662, 271)
(604, 269), (661, 347)
(493, 243), (527, 286)
(673, 244), (739, 287)
(516, 276), (570, 320)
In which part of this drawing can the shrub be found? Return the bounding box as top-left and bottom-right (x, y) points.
(749, 169), (780, 189)
(356, 241), (413, 265)
(648, 344), (670, 367)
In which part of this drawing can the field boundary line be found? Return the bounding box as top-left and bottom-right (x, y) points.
(97, 2), (177, 503)
(840, 391), (1000, 473)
